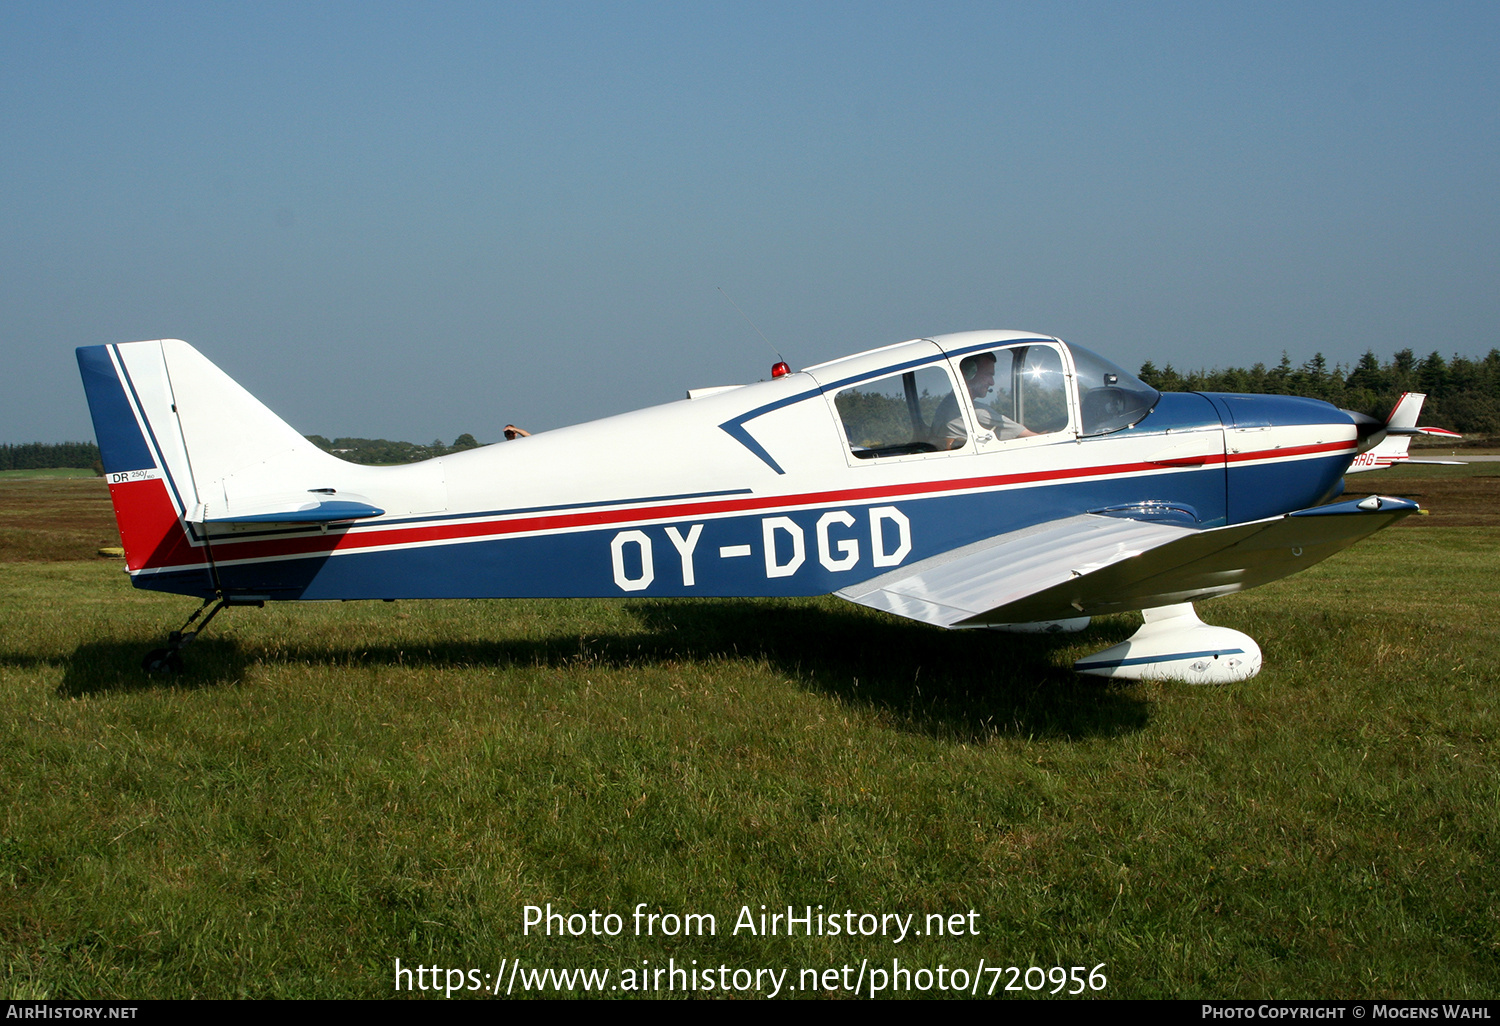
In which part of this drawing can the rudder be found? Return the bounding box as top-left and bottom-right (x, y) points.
(76, 342), (214, 595)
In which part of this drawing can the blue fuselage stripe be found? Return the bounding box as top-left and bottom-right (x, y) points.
(172, 456), (1246, 601)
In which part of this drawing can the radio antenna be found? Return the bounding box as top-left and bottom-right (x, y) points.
(717, 287), (785, 365)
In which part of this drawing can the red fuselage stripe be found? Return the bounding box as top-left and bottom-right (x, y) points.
(173, 439), (1355, 568)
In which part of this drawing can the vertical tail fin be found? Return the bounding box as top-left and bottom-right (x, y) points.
(147, 339), (351, 521)
(76, 341), (213, 593)
(79, 339), (446, 596)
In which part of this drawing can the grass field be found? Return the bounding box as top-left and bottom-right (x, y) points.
(0, 471), (1496, 999)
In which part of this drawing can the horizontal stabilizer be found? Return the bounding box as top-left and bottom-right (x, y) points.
(838, 496), (1419, 628)
(1386, 425), (1462, 438)
(195, 498), (386, 525)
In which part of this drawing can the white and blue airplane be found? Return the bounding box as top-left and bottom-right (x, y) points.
(78, 331), (1420, 682)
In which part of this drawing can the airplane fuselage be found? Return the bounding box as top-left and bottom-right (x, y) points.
(84, 331), (1359, 605)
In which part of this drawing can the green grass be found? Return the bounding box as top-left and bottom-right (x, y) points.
(0, 478), (121, 562)
(1, 518), (1496, 1000)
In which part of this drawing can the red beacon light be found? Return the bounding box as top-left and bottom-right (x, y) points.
(771, 361), (791, 378)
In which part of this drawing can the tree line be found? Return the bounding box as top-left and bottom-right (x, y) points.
(0, 437), (487, 471)
(1138, 347), (1500, 436)
(1, 441), (101, 472)
(303, 433), (483, 466)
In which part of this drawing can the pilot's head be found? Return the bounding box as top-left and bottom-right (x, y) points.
(960, 353), (997, 400)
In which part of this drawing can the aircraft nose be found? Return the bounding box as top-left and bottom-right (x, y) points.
(1206, 393), (1363, 524)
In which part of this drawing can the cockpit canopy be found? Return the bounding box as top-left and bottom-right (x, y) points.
(815, 333), (1161, 463)
(1068, 343), (1160, 436)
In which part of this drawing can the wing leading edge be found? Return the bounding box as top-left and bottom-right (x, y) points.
(836, 496), (1420, 629)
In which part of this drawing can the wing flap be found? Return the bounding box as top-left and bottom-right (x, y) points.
(836, 514), (1195, 628)
(837, 497), (1419, 629)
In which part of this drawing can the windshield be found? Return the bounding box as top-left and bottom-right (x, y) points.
(1068, 344), (1160, 436)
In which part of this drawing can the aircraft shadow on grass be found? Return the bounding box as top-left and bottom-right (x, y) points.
(626, 599), (1152, 741)
(56, 600), (1149, 741)
(56, 639), (252, 697)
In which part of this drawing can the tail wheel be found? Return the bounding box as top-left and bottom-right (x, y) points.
(141, 648), (184, 675)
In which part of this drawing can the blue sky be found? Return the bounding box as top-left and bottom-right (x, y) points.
(3, 1), (1496, 443)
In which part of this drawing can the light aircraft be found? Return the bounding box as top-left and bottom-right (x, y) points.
(78, 331), (1422, 682)
(1344, 392), (1463, 472)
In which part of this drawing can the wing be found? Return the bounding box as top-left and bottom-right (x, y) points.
(836, 496), (1420, 628)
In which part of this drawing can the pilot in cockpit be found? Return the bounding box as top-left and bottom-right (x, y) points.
(933, 352), (1035, 447)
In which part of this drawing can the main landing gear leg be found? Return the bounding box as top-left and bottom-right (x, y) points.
(141, 595), (263, 674)
(1072, 603), (1263, 684)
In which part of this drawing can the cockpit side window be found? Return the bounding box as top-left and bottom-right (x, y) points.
(834, 364), (963, 459)
(943, 344), (1071, 444)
